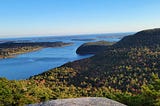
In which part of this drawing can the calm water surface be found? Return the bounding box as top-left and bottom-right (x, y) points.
(0, 33), (131, 80)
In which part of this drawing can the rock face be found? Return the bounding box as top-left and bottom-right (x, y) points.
(76, 41), (115, 55)
(28, 97), (126, 106)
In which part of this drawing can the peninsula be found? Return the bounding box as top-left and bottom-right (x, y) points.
(0, 41), (73, 59)
(76, 40), (115, 55)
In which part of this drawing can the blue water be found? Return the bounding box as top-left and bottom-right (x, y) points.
(0, 33), (132, 80)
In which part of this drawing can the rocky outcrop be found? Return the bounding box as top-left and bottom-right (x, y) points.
(28, 97), (126, 106)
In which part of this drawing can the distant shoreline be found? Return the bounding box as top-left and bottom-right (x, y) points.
(0, 42), (73, 59)
(0, 32), (134, 39)
(0, 47), (43, 59)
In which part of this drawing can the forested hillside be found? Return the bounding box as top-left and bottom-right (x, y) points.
(76, 41), (115, 54)
(1, 28), (160, 106)
(33, 28), (160, 105)
(113, 28), (160, 48)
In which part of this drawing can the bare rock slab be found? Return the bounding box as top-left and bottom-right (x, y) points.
(28, 97), (126, 106)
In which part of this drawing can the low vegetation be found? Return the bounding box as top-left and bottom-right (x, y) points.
(0, 72), (160, 106)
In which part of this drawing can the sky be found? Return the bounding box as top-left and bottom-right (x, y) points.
(0, 0), (160, 38)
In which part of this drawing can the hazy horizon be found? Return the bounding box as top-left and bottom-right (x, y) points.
(0, 31), (135, 39)
(0, 0), (160, 38)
